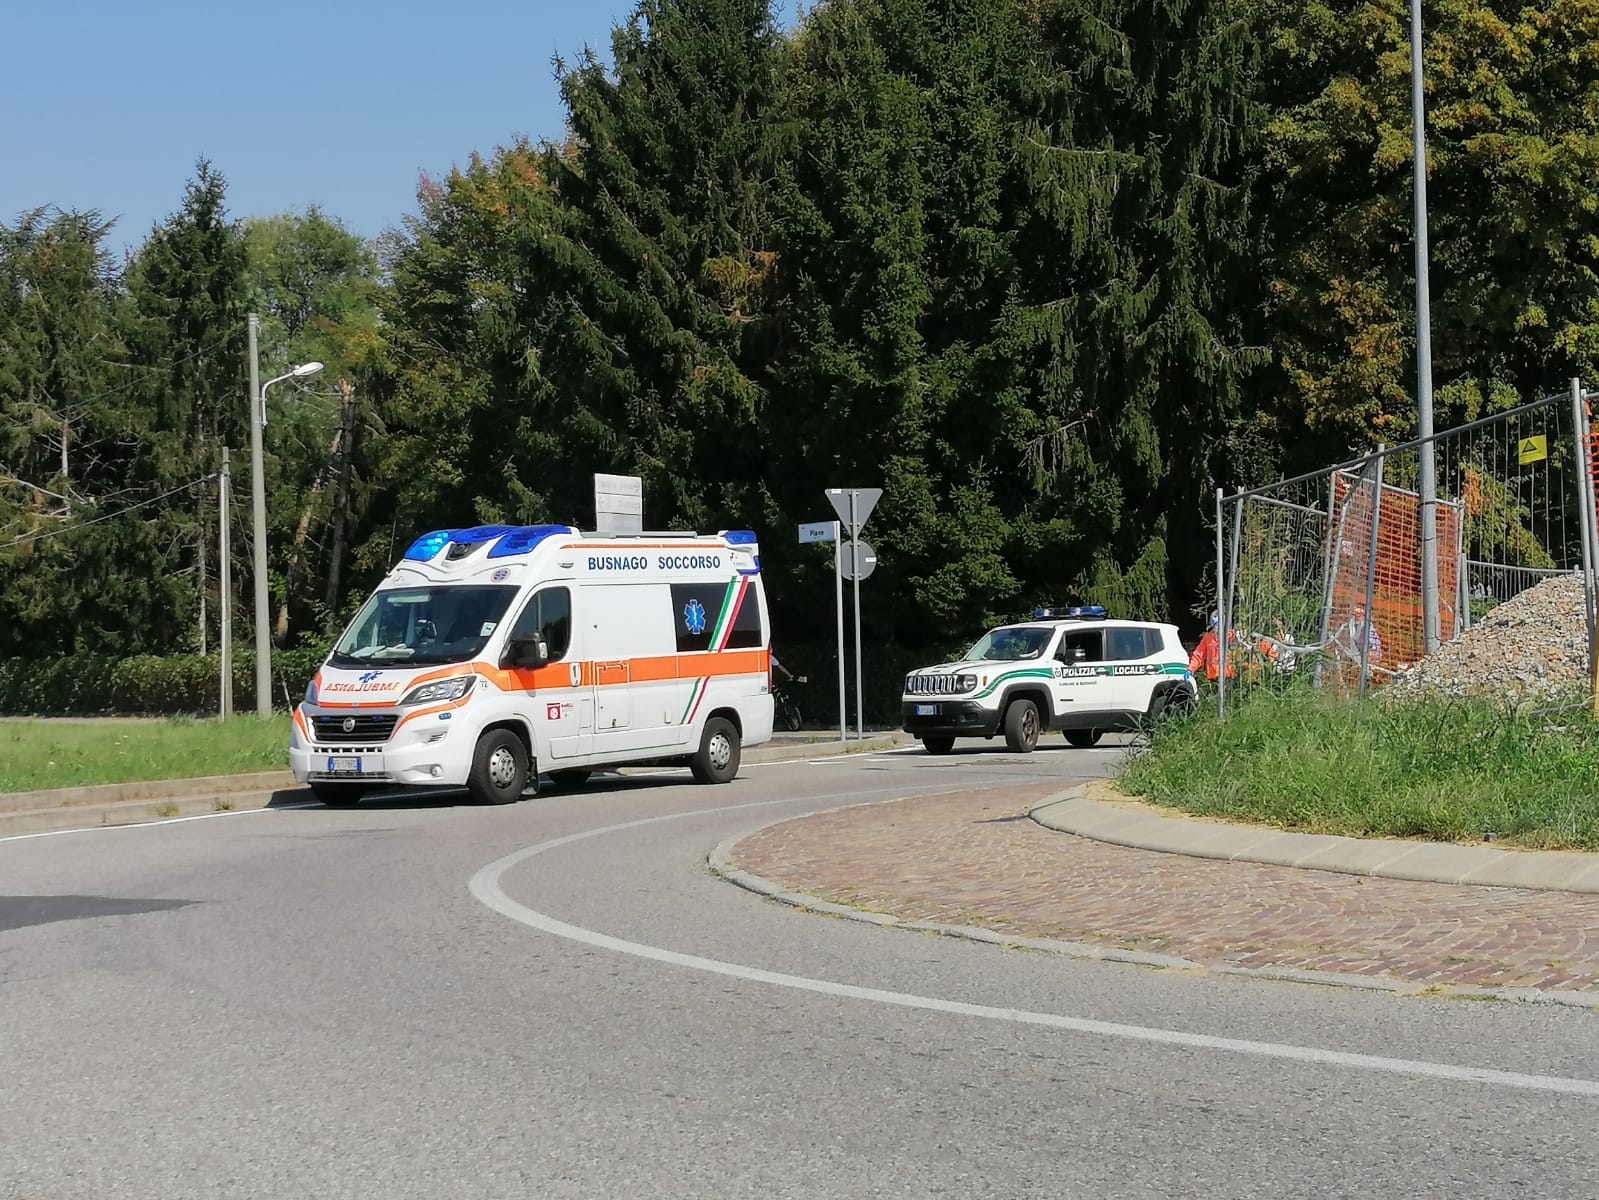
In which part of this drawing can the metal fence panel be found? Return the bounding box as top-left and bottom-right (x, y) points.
(1216, 386), (1599, 713)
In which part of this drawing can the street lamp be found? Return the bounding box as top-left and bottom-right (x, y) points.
(246, 310), (324, 718)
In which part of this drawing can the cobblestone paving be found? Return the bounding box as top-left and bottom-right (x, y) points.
(731, 786), (1599, 994)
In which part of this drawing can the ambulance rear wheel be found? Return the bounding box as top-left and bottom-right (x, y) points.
(548, 769), (592, 789)
(1004, 699), (1040, 753)
(469, 729), (529, 805)
(691, 718), (741, 784)
(921, 736), (955, 755)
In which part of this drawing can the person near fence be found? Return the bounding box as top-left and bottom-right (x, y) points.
(1188, 613), (1234, 683)
(1334, 603), (1383, 667)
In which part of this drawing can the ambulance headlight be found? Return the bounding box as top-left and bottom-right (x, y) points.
(400, 676), (476, 705)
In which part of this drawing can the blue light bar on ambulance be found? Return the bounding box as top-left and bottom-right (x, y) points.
(723, 530), (759, 545)
(403, 529), (455, 561)
(487, 525), (576, 559)
(1034, 605), (1107, 620)
(450, 524), (518, 546)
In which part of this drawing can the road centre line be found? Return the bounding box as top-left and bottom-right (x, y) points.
(469, 793), (1599, 1099)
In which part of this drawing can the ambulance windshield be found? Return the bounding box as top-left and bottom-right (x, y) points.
(330, 585), (519, 668)
(962, 626), (1053, 662)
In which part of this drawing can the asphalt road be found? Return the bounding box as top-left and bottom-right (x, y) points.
(3, 746), (1596, 1199)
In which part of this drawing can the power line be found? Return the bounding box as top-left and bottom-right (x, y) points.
(0, 474), (218, 553)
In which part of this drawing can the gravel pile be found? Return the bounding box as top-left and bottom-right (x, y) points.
(1388, 573), (1591, 703)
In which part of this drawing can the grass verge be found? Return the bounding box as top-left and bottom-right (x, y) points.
(1118, 692), (1599, 850)
(0, 716), (292, 794)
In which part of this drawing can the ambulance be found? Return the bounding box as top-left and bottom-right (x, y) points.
(289, 524), (774, 806)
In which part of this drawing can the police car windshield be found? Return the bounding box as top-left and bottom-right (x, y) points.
(330, 585), (519, 668)
(962, 626), (1053, 662)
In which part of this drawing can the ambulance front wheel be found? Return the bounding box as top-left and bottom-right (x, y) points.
(469, 728), (530, 805)
(691, 717), (741, 784)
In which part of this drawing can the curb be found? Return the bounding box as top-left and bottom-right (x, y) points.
(0, 770), (296, 816)
(706, 801), (1599, 1009)
(0, 733), (905, 837)
(1028, 785), (1599, 895)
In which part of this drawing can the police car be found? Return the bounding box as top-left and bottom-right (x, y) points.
(900, 607), (1198, 754)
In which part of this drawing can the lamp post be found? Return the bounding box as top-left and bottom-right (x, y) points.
(247, 309), (323, 718)
(1411, 0), (1440, 655)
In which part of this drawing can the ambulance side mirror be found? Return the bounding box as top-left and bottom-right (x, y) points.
(504, 635), (549, 670)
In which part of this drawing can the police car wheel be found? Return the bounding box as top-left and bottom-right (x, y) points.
(311, 783), (367, 808)
(1003, 700), (1040, 753)
(469, 729), (529, 805)
(691, 717), (741, 784)
(1063, 730), (1100, 748)
(1148, 689), (1197, 726)
(921, 736), (955, 755)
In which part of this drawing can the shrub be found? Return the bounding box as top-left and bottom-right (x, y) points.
(0, 646), (331, 716)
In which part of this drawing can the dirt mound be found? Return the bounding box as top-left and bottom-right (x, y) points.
(1388, 573), (1590, 702)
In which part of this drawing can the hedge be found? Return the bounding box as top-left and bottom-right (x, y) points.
(0, 638), (968, 722)
(0, 646), (331, 717)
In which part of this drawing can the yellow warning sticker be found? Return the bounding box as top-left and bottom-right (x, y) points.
(1518, 435), (1548, 465)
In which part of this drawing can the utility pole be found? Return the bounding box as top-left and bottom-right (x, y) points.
(325, 378), (357, 625)
(247, 313), (271, 718)
(220, 447), (233, 719)
(1412, 0), (1440, 655)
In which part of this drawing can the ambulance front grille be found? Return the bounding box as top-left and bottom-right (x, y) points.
(313, 714), (399, 743)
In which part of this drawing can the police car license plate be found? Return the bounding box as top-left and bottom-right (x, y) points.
(327, 757), (363, 775)
(914, 704), (938, 716)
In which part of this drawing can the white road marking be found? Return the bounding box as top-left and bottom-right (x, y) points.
(0, 802), (321, 844)
(470, 796), (1599, 1099)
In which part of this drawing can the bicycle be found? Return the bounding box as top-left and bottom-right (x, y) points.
(772, 675), (806, 732)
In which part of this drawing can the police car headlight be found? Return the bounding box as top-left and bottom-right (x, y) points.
(400, 675), (476, 705)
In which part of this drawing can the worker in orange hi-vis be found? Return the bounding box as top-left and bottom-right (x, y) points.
(1188, 612), (1234, 683)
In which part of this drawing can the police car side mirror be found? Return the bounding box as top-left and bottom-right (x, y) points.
(1059, 647), (1086, 663)
(504, 635), (549, 670)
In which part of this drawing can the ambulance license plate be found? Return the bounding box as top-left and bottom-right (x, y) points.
(914, 704), (938, 716)
(327, 757), (363, 775)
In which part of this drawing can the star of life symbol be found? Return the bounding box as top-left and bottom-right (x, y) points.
(359, 671), (380, 683)
(684, 599), (707, 635)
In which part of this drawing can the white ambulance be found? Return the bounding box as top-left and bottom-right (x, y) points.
(289, 524), (774, 806)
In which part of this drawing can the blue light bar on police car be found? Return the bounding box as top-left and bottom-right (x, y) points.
(1033, 605), (1107, 620)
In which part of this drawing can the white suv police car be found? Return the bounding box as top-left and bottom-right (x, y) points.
(900, 607), (1198, 754)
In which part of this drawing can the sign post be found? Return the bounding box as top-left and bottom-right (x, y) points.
(799, 519), (846, 743)
(825, 487), (882, 741)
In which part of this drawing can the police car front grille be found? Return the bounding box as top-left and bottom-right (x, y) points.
(313, 714), (399, 743)
(906, 674), (975, 696)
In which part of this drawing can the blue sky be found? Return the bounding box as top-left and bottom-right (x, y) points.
(1, 0), (642, 257)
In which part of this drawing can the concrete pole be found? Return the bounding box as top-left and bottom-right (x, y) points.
(220, 447), (233, 719)
(247, 313), (271, 717)
(1412, 0), (1441, 655)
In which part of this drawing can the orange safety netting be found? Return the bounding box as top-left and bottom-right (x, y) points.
(1325, 472), (1460, 692)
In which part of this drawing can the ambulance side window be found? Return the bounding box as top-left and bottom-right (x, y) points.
(510, 588), (571, 661)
